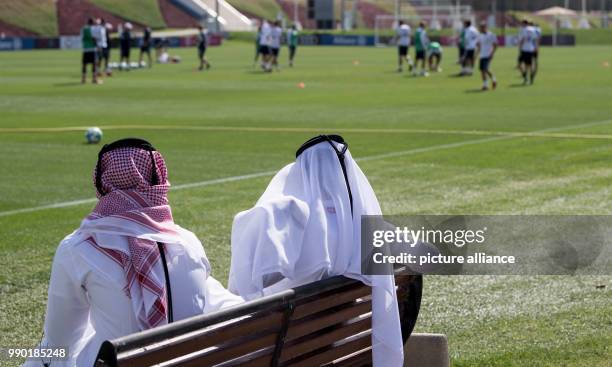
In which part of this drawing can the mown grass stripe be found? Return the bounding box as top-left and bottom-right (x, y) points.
(2, 118), (611, 218)
(1, 119), (612, 140)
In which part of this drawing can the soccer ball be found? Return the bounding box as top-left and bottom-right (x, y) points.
(85, 127), (103, 144)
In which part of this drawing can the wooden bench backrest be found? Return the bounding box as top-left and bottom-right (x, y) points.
(95, 270), (421, 367)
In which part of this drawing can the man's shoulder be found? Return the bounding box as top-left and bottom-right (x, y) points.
(172, 225), (209, 268)
(55, 230), (90, 257)
(174, 225), (203, 247)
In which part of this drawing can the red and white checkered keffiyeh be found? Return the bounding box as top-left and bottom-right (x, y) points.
(85, 147), (178, 329)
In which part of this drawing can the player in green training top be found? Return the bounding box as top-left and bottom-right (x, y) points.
(81, 18), (99, 84)
(428, 41), (443, 72)
(287, 25), (298, 67)
(413, 21), (429, 76)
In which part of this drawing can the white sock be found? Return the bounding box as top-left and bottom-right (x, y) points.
(483, 80), (489, 88)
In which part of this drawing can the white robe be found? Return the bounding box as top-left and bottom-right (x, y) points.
(228, 140), (404, 367)
(24, 221), (242, 367)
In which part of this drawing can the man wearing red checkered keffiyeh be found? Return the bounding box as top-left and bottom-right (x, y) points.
(87, 145), (177, 329)
(25, 139), (243, 367)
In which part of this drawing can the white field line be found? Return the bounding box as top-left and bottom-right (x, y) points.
(359, 118), (612, 162)
(0, 171), (279, 218)
(1, 119), (611, 218)
(1, 121), (612, 140)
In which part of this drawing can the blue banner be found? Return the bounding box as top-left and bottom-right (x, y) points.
(298, 34), (376, 47)
(0, 38), (20, 51)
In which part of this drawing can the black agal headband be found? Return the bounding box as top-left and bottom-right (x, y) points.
(95, 138), (160, 196)
(296, 135), (353, 215)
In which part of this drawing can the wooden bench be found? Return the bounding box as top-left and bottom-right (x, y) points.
(95, 267), (422, 367)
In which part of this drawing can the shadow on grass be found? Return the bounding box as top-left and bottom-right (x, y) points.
(465, 88), (487, 93)
(53, 82), (84, 87)
(508, 83), (530, 88)
(244, 70), (274, 75)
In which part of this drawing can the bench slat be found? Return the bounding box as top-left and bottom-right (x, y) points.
(115, 312), (283, 366)
(326, 348), (372, 367)
(284, 332), (372, 367)
(223, 351), (274, 367)
(286, 300), (372, 340)
(291, 283), (371, 320)
(280, 317), (371, 363)
(158, 333), (278, 367)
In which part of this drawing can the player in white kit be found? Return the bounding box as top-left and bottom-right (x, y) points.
(269, 21), (282, 71)
(461, 20), (479, 76)
(259, 20), (273, 72)
(518, 19), (539, 85)
(395, 21), (413, 73)
(476, 22), (498, 91)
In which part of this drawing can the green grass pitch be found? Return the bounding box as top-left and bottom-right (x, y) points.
(0, 42), (611, 366)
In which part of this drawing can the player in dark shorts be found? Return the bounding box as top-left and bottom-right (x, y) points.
(395, 20), (412, 72)
(427, 42), (442, 72)
(287, 25), (298, 67)
(414, 48), (426, 76)
(519, 51), (534, 67)
(119, 23), (132, 70)
(459, 20), (478, 76)
(259, 43), (270, 72)
(519, 50), (535, 85)
(413, 22), (429, 76)
(518, 19), (539, 84)
(139, 26), (152, 68)
(259, 39), (270, 69)
(479, 58), (490, 73)
(476, 22), (498, 91)
(268, 21), (281, 71)
(415, 49), (426, 63)
(197, 25), (211, 71)
(257, 20), (274, 72)
(259, 44), (270, 58)
(81, 18), (98, 84)
(464, 49), (475, 66)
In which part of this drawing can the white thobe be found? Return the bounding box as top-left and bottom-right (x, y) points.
(23, 226), (242, 367)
